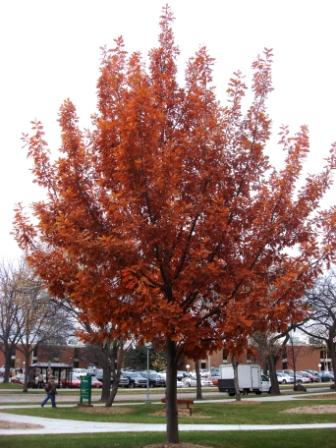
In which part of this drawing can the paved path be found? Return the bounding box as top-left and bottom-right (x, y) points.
(0, 390), (332, 409)
(0, 391), (335, 436)
(1, 412), (336, 436)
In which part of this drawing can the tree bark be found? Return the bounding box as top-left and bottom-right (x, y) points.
(290, 337), (297, 389)
(232, 360), (241, 401)
(327, 337), (336, 392)
(166, 339), (179, 443)
(22, 349), (31, 393)
(195, 359), (203, 400)
(101, 363), (111, 402)
(3, 344), (14, 383)
(105, 343), (124, 407)
(106, 374), (120, 407)
(268, 354), (280, 394)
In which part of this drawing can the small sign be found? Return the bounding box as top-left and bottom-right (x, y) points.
(80, 375), (92, 405)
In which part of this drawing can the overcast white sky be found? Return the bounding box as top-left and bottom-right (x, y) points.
(1, 0), (336, 261)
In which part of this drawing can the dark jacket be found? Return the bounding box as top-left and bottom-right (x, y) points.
(45, 381), (57, 395)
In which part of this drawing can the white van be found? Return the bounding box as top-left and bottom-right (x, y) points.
(218, 363), (271, 396)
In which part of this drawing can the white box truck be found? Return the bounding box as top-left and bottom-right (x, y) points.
(218, 363), (270, 396)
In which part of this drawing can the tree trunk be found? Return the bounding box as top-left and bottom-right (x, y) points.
(327, 337), (336, 393)
(166, 339), (179, 443)
(22, 350), (31, 393)
(290, 337), (297, 388)
(105, 343), (124, 407)
(3, 345), (13, 383)
(106, 375), (120, 407)
(195, 359), (202, 400)
(268, 354), (280, 395)
(232, 360), (241, 401)
(100, 363), (111, 402)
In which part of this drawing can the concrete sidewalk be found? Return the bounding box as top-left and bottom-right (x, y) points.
(0, 411), (336, 436)
(1, 391), (335, 436)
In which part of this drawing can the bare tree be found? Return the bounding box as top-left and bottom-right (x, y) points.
(252, 332), (285, 395)
(15, 268), (74, 391)
(55, 297), (131, 405)
(251, 325), (302, 394)
(0, 261), (24, 383)
(300, 272), (336, 391)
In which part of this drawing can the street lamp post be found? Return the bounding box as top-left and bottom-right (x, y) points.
(144, 342), (152, 403)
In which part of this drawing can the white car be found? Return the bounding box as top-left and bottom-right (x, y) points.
(176, 379), (184, 388)
(276, 371), (294, 384)
(183, 375), (213, 387)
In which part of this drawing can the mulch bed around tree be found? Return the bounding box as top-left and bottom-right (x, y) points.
(145, 444), (212, 448)
(0, 420), (42, 429)
(79, 406), (133, 414)
(301, 393), (336, 400)
(282, 405), (336, 414)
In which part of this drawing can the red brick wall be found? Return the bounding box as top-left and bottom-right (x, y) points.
(184, 345), (325, 372)
(0, 344), (89, 369)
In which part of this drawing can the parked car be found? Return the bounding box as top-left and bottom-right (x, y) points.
(304, 370), (321, 382)
(62, 377), (81, 388)
(95, 370), (129, 387)
(140, 370), (166, 387)
(280, 370), (310, 384)
(177, 370), (190, 380)
(123, 371), (148, 388)
(183, 375), (213, 387)
(61, 374), (101, 388)
(276, 372), (288, 384)
(319, 371), (334, 382)
(211, 373), (221, 386)
(276, 371), (294, 383)
(10, 374), (25, 385)
(90, 376), (103, 388)
(295, 372), (311, 384)
(281, 370), (309, 383)
(299, 371), (318, 382)
(72, 368), (88, 377)
(118, 374), (130, 388)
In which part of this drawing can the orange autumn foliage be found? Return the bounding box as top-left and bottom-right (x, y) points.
(14, 5), (336, 442)
(14, 5), (336, 360)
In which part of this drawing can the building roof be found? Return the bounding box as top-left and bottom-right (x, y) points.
(30, 362), (72, 369)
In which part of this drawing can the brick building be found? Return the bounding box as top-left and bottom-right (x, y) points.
(186, 343), (332, 373)
(0, 343), (90, 371)
(1, 341), (333, 373)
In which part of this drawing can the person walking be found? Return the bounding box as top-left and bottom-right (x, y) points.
(41, 377), (57, 408)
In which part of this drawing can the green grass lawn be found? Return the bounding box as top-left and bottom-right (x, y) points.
(0, 383), (22, 390)
(3, 399), (336, 425)
(1, 430), (336, 448)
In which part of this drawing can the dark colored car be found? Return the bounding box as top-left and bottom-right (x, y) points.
(123, 371), (148, 388)
(140, 371), (166, 387)
(319, 371), (334, 382)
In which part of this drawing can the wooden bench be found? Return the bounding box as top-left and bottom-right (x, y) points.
(161, 398), (194, 416)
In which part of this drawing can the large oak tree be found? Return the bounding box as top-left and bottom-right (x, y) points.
(14, 6), (335, 442)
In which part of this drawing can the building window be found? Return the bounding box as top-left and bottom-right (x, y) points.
(282, 361), (288, 369)
(200, 361), (206, 369)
